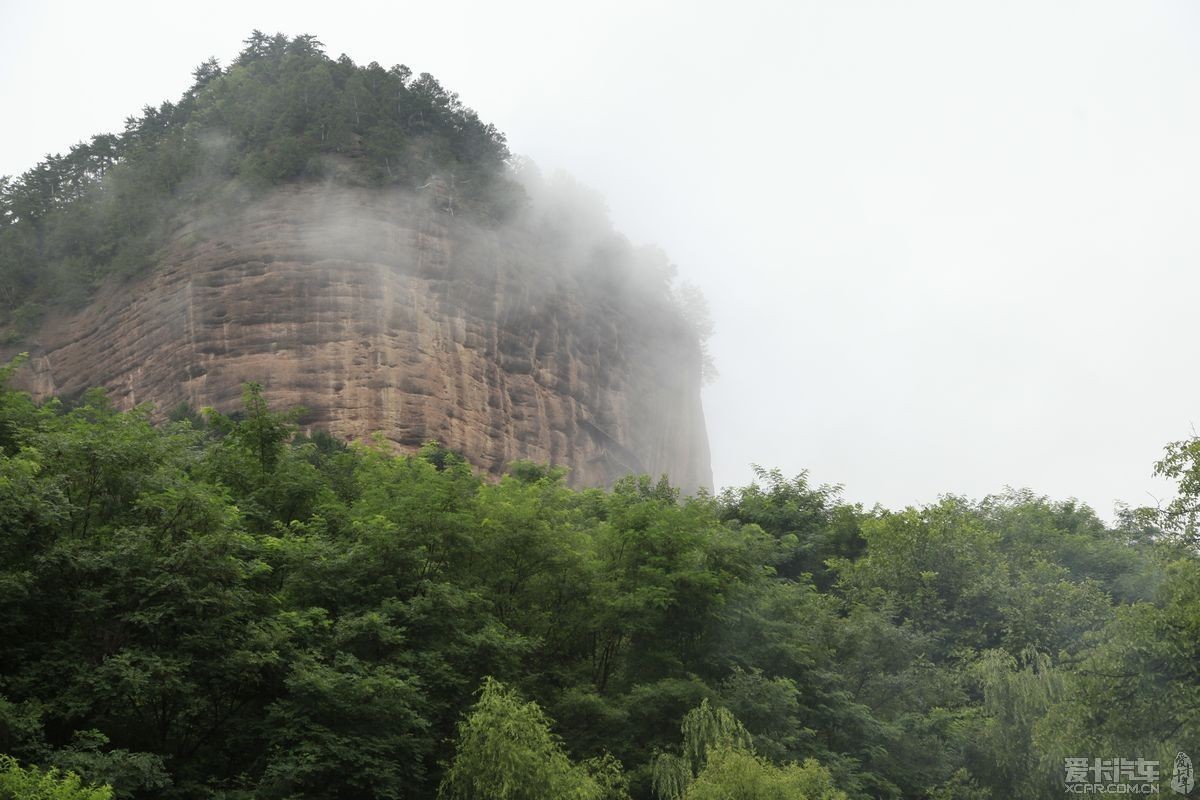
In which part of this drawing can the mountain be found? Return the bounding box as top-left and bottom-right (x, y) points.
(0, 32), (713, 492)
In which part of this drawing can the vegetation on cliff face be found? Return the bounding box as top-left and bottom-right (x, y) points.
(0, 32), (517, 334)
(0, 29), (1192, 800)
(0, 361), (1196, 799)
(0, 31), (717, 378)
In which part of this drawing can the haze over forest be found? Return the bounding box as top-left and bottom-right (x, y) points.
(5, 1), (1200, 515)
(0, 7), (1198, 800)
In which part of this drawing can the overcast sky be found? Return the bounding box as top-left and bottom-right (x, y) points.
(3, 0), (1198, 515)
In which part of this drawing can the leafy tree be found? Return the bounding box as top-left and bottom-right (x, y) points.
(719, 467), (858, 586)
(1153, 434), (1200, 542)
(0, 755), (112, 800)
(438, 678), (605, 800)
(960, 649), (1064, 799)
(45, 731), (169, 800)
(652, 700), (844, 800)
(1034, 556), (1200, 774)
(0, 32), (519, 337)
(683, 748), (846, 800)
(258, 655), (430, 799)
(832, 498), (1008, 649)
(651, 699), (752, 799)
(0, 371), (1187, 799)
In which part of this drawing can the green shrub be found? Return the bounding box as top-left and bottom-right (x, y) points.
(0, 755), (112, 800)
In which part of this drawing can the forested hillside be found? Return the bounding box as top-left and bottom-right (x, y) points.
(0, 32), (716, 494)
(0, 32), (518, 336)
(0, 357), (1195, 799)
(1, 28), (1196, 800)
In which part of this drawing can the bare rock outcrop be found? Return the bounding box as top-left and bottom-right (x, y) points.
(12, 182), (713, 493)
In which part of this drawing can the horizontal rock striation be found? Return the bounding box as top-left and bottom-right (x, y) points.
(11, 182), (713, 493)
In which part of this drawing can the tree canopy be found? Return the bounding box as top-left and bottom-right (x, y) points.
(0, 362), (1194, 798)
(0, 32), (518, 338)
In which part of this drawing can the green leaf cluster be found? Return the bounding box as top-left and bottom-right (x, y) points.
(0, 367), (1194, 799)
(0, 754), (112, 800)
(0, 32), (517, 336)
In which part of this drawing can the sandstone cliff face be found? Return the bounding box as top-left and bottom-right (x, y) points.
(13, 183), (713, 493)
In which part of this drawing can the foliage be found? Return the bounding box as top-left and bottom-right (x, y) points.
(0, 755), (112, 800)
(651, 700), (844, 800)
(651, 699), (752, 800)
(684, 748), (846, 800)
(438, 678), (604, 800)
(0, 364), (1191, 798)
(1153, 434), (1200, 542)
(0, 31), (517, 335)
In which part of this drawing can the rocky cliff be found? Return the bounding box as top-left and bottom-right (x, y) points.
(11, 182), (713, 493)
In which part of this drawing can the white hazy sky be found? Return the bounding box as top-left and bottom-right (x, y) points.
(2, 0), (1198, 515)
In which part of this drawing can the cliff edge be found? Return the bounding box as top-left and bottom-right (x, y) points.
(13, 182), (714, 493)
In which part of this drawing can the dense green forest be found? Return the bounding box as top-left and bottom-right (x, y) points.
(0, 32), (518, 335)
(0, 356), (1196, 799)
(1, 29), (1197, 800)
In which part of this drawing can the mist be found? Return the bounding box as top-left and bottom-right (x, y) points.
(4, 1), (1199, 515)
(2, 10), (1198, 797)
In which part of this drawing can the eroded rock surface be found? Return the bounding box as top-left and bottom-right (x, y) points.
(12, 183), (713, 493)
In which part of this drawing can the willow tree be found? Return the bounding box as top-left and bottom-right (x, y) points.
(439, 678), (611, 800)
(652, 699), (845, 800)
